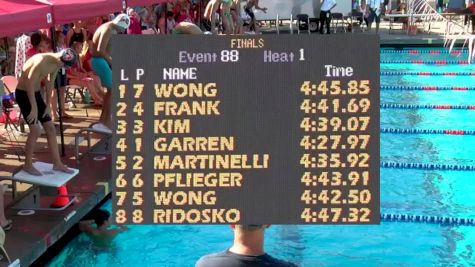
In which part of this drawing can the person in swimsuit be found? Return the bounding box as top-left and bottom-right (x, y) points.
(79, 209), (128, 249)
(244, 0), (267, 33)
(204, 0), (223, 34)
(221, 0), (235, 34)
(231, 0), (243, 34)
(66, 21), (87, 47)
(90, 14), (130, 131)
(16, 49), (77, 176)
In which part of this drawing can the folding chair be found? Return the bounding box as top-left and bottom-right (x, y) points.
(296, 14), (311, 34)
(0, 76), (24, 132)
(65, 84), (85, 109)
(1, 76), (25, 161)
(65, 80), (89, 117)
(331, 13), (347, 33)
(309, 18), (319, 32)
(351, 11), (366, 32)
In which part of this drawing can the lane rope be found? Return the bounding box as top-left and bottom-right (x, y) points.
(380, 104), (475, 109)
(381, 60), (469, 64)
(381, 161), (475, 171)
(381, 85), (475, 91)
(380, 49), (467, 54)
(381, 71), (475, 76)
(381, 128), (475, 135)
(381, 213), (475, 226)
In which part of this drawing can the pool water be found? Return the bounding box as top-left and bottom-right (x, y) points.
(48, 48), (475, 267)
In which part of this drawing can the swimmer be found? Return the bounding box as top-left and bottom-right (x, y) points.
(172, 22), (204, 34)
(221, 0), (235, 34)
(244, 0), (267, 33)
(204, 0), (222, 34)
(16, 49), (77, 176)
(231, 0), (243, 34)
(79, 209), (128, 249)
(90, 14), (131, 130)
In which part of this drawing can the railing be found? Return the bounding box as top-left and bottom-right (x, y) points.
(408, 0), (475, 62)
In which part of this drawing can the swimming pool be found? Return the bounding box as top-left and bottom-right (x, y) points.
(47, 47), (475, 267)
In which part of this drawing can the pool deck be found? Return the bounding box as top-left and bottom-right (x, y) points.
(0, 28), (471, 267)
(261, 19), (471, 46)
(0, 106), (111, 267)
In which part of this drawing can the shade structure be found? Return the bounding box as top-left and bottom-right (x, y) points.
(37, 0), (124, 25)
(0, 0), (52, 38)
(126, 0), (168, 7)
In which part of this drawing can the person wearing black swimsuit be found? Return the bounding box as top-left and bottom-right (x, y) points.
(66, 21), (87, 47)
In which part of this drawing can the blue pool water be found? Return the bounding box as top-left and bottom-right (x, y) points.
(48, 48), (475, 266)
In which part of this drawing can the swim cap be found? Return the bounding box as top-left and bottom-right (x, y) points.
(112, 14), (131, 30)
(59, 48), (77, 67)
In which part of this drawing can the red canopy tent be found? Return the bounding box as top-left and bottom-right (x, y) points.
(126, 0), (169, 7)
(0, 0), (52, 38)
(37, 0), (124, 24)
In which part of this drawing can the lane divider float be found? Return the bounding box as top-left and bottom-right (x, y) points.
(381, 85), (475, 91)
(381, 128), (475, 135)
(381, 213), (475, 226)
(380, 49), (467, 54)
(380, 71), (475, 76)
(381, 161), (475, 171)
(380, 104), (475, 109)
(381, 60), (469, 65)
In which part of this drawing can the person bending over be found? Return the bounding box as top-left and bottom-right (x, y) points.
(16, 49), (77, 176)
(90, 14), (130, 131)
(79, 209), (128, 249)
(195, 225), (297, 267)
(244, 0), (267, 33)
(172, 22), (204, 34)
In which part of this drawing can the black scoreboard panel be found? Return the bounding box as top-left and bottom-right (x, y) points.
(112, 34), (380, 224)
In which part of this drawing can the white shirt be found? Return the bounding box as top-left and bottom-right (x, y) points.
(321, 0), (336, 11)
(368, 0), (383, 9)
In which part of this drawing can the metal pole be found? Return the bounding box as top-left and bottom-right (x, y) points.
(290, 14), (293, 34)
(199, 0), (203, 30)
(408, 0), (412, 34)
(50, 27), (66, 157)
(3, 37), (9, 60)
(164, 3), (169, 34)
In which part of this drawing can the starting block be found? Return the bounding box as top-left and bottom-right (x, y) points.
(5, 162), (79, 211)
(75, 123), (112, 164)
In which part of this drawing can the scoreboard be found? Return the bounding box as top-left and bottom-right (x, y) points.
(112, 34), (380, 224)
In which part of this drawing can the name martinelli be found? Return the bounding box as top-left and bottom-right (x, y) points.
(154, 154), (270, 170)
